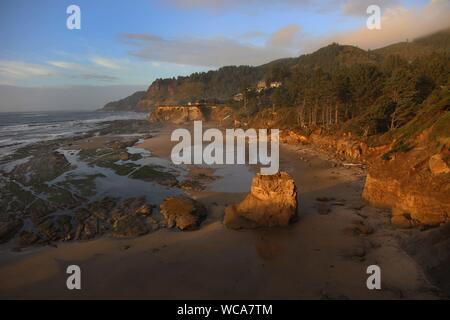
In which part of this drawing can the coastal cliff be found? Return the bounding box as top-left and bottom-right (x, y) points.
(101, 91), (146, 112)
(363, 129), (450, 227)
(148, 105), (235, 125)
(148, 106), (204, 124)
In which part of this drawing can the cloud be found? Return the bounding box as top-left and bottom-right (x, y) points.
(341, 0), (399, 15)
(122, 33), (164, 42)
(0, 57), (124, 86)
(238, 31), (268, 41)
(77, 74), (119, 81)
(269, 24), (300, 47)
(0, 60), (53, 81)
(90, 57), (121, 69)
(167, 0), (400, 15)
(122, 32), (292, 67)
(47, 61), (83, 70)
(322, 0), (450, 50)
(47, 59), (119, 82)
(124, 0), (450, 68)
(168, 0), (313, 11)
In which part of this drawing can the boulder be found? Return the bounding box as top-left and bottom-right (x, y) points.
(160, 196), (206, 231)
(224, 172), (297, 229)
(112, 215), (149, 238)
(111, 197), (153, 238)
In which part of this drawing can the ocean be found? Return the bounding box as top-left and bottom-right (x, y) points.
(0, 111), (147, 158)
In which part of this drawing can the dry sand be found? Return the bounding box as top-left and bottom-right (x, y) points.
(0, 125), (441, 299)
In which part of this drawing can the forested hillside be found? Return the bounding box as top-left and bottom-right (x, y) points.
(139, 29), (449, 141)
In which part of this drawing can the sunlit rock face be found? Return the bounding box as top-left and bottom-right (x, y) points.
(363, 148), (450, 227)
(148, 106), (204, 124)
(224, 172), (298, 229)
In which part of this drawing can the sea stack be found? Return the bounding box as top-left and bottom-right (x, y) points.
(224, 172), (298, 229)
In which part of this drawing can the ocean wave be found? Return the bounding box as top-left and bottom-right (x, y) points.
(0, 111), (148, 160)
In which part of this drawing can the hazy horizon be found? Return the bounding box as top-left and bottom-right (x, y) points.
(0, 85), (148, 112)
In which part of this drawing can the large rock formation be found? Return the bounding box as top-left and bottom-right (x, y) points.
(147, 105), (235, 125)
(363, 173), (449, 227)
(310, 132), (368, 162)
(224, 172), (297, 229)
(148, 106), (204, 124)
(160, 196), (207, 231)
(363, 133), (450, 227)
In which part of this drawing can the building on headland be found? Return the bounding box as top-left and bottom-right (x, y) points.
(255, 80), (282, 93)
(270, 81), (282, 88)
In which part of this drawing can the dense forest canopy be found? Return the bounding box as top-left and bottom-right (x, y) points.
(141, 28), (450, 140)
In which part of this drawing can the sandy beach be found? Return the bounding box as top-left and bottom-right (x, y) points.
(0, 124), (441, 300)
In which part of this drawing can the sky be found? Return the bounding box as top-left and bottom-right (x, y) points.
(0, 0), (449, 110)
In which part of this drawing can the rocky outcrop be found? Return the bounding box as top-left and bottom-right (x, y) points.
(148, 106), (204, 124)
(111, 197), (153, 238)
(73, 197), (155, 240)
(363, 174), (449, 227)
(224, 172), (297, 229)
(10, 151), (71, 186)
(160, 196), (207, 231)
(363, 141), (450, 227)
(148, 105), (235, 125)
(310, 132), (368, 162)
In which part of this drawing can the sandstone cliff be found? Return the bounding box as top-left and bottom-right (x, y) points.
(148, 105), (235, 125)
(224, 172), (297, 229)
(148, 106), (204, 124)
(362, 129), (450, 227)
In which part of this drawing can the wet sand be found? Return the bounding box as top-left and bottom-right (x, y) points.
(0, 125), (441, 299)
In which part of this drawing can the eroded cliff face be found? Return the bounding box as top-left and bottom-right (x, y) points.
(279, 130), (369, 163)
(362, 131), (450, 227)
(148, 106), (204, 124)
(138, 79), (205, 111)
(148, 105), (235, 125)
(280, 126), (449, 228)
